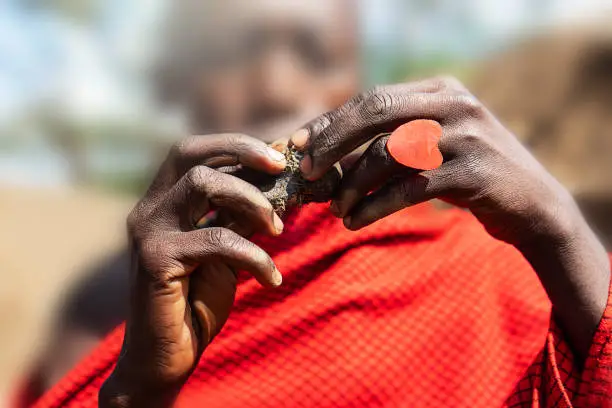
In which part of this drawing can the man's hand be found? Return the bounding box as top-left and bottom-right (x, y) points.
(291, 76), (611, 361)
(100, 134), (286, 407)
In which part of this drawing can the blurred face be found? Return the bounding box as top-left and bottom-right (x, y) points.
(184, 0), (359, 141)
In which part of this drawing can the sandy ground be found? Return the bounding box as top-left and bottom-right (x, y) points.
(0, 185), (135, 404)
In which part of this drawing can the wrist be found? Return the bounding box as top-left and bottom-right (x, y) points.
(514, 194), (600, 266)
(511, 186), (583, 250)
(512, 192), (611, 359)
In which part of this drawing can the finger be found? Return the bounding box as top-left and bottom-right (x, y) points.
(175, 134), (286, 171)
(173, 228), (282, 287)
(345, 170), (450, 230)
(210, 210), (257, 237)
(190, 262), (237, 344)
(331, 135), (412, 218)
(167, 166), (284, 236)
(289, 78), (454, 150)
(152, 134), (287, 195)
(297, 89), (467, 181)
(338, 141), (371, 172)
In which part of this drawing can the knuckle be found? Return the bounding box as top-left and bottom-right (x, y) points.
(368, 85), (387, 97)
(420, 77), (445, 93)
(205, 227), (240, 251)
(206, 227), (227, 247)
(350, 90), (369, 106)
(459, 131), (483, 149)
(126, 201), (151, 239)
(184, 165), (212, 191)
(454, 94), (484, 118)
(370, 135), (391, 160)
(426, 76), (449, 92)
(317, 111), (335, 131)
(435, 75), (465, 92)
(362, 88), (394, 119)
(453, 129), (490, 159)
(307, 111), (334, 140)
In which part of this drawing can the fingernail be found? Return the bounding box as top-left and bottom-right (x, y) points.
(273, 212), (284, 234)
(343, 216), (352, 229)
(329, 201), (341, 217)
(270, 139), (288, 152)
(272, 267), (283, 287)
(268, 148), (286, 163)
(300, 154), (312, 175)
(290, 129), (310, 149)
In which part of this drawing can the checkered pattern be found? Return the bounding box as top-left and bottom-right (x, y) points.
(19, 203), (612, 407)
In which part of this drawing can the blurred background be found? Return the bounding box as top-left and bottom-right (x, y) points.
(1, 0), (612, 404)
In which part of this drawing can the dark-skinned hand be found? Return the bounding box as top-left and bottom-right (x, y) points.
(291, 76), (610, 362)
(99, 134), (286, 408)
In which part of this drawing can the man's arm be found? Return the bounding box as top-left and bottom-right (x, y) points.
(99, 134), (287, 407)
(290, 76), (611, 361)
(516, 201), (610, 360)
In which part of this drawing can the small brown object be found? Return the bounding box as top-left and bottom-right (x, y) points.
(199, 147), (341, 230)
(256, 147), (342, 217)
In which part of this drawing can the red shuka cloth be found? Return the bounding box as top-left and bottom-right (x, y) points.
(18, 204), (612, 407)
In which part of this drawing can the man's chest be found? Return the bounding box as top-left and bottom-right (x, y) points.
(179, 236), (551, 407)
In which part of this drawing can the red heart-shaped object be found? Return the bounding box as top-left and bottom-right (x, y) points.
(386, 120), (443, 170)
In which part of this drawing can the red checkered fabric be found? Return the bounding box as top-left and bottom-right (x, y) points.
(21, 203), (612, 407)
